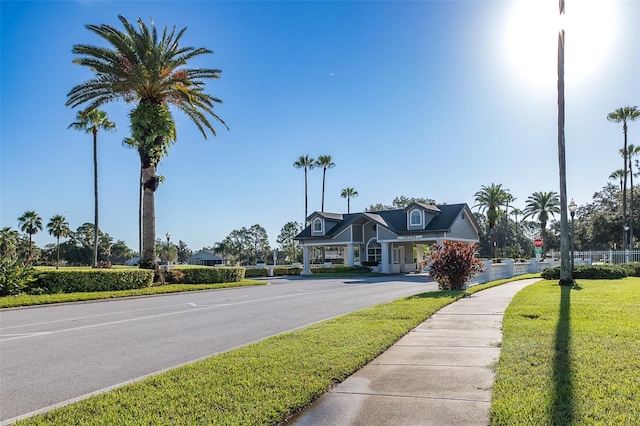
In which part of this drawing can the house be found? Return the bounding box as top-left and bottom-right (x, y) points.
(294, 202), (481, 274)
(185, 250), (225, 266)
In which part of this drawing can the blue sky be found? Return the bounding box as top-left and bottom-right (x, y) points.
(1, 0), (639, 252)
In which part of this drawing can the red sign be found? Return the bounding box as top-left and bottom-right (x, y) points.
(534, 238), (543, 248)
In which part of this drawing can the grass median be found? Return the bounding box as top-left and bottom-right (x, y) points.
(491, 277), (640, 425)
(0, 280), (266, 309)
(14, 276), (537, 425)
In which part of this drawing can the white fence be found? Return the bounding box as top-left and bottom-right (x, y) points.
(470, 259), (561, 286)
(547, 250), (640, 265)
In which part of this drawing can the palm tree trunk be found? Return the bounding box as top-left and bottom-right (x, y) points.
(304, 168), (309, 226)
(347, 196), (351, 214)
(139, 166), (143, 261)
(557, 0), (572, 284)
(56, 236), (60, 269)
(622, 124), (628, 250)
(321, 168), (326, 212)
(140, 162), (158, 270)
(92, 129), (99, 267)
(630, 155), (634, 249)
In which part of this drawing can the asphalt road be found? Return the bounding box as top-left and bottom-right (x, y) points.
(0, 275), (437, 423)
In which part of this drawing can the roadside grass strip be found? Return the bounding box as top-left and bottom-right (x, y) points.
(491, 277), (640, 425)
(0, 280), (265, 309)
(13, 274), (537, 425)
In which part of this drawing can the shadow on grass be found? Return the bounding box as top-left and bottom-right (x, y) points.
(408, 290), (465, 300)
(553, 284), (575, 425)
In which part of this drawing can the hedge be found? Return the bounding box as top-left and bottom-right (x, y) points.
(33, 269), (154, 294)
(174, 267), (245, 284)
(541, 264), (629, 280)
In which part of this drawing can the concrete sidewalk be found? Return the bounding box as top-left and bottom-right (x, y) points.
(291, 278), (540, 426)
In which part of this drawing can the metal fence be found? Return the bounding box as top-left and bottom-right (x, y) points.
(547, 250), (640, 265)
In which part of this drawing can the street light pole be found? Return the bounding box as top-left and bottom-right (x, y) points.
(166, 231), (171, 267)
(568, 199), (577, 272)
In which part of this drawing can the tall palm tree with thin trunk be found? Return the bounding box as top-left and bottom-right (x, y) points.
(341, 187), (359, 213)
(47, 215), (71, 269)
(315, 155), (335, 212)
(17, 211), (42, 264)
(473, 183), (510, 258)
(609, 169), (626, 192)
(557, 0), (572, 284)
(522, 191), (560, 258)
(607, 105), (640, 250)
(67, 16), (228, 270)
(69, 109), (116, 267)
(627, 144), (640, 248)
(510, 208), (523, 228)
(293, 155), (315, 225)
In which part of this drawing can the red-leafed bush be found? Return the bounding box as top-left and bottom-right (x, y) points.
(427, 241), (484, 290)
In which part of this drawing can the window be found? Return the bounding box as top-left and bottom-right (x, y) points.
(410, 209), (422, 226)
(313, 218), (323, 233)
(367, 238), (381, 262)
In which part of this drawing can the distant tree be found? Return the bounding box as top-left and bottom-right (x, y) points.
(609, 169), (626, 192)
(626, 144), (640, 249)
(473, 184), (510, 258)
(176, 240), (193, 264)
(315, 155), (335, 212)
(67, 15), (228, 270)
(110, 240), (134, 264)
(277, 221), (302, 263)
(155, 238), (177, 265)
(293, 155), (316, 225)
(17, 211), (43, 264)
(522, 191), (560, 256)
(0, 227), (20, 258)
(47, 215), (71, 269)
(340, 187), (359, 213)
(607, 106), (640, 250)
(69, 109), (116, 267)
(365, 196), (436, 212)
(222, 225), (271, 265)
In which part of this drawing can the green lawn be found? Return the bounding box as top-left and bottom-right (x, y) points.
(14, 276), (534, 425)
(0, 280), (265, 309)
(491, 278), (640, 425)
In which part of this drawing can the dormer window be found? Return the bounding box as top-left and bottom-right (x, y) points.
(312, 218), (323, 234)
(410, 209), (422, 226)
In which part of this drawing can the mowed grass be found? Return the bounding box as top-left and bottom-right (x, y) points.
(14, 276), (538, 425)
(0, 280), (266, 309)
(491, 277), (640, 425)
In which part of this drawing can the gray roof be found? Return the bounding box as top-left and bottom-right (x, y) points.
(296, 203), (476, 240)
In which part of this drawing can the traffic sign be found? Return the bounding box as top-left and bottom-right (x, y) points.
(534, 238), (543, 248)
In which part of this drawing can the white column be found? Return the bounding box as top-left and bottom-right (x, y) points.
(416, 244), (424, 271)
(380, 242), (391, 274)
(346, 244), (354, 266)
(301, 245), (313, 275)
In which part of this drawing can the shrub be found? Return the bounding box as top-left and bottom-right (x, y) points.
(273, 267), (301, 276)
(33, 269), (154, 293)
(0, 256), (37, 296)
(244, 268), (268, 278)
(426, 241), (484, 290)
(541, 265), (628, 280)
(165, 268), (186, 284)
(177, 267), (245, 284)
(310, 265), (372, 274)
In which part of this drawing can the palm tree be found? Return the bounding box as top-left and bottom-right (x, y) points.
(473, 183), (510, 258)
(293, 155), (316, 225)
(315, 155), (335, 212)
(47, 215), (71, 269)
(557, 0), (572, 284)
(341, 187), (359, 213)
(510, 208), (523, 228)
(522, 191), (560, 257)
(68, 109), (116, 267)
(67, 16), (228, 270)
(627, 144), (640, 248)
(503, 194), (516, 249)
(609, 169), (626, 192)
(17, 211), (43, 264)
(607, 106), (640, 250)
